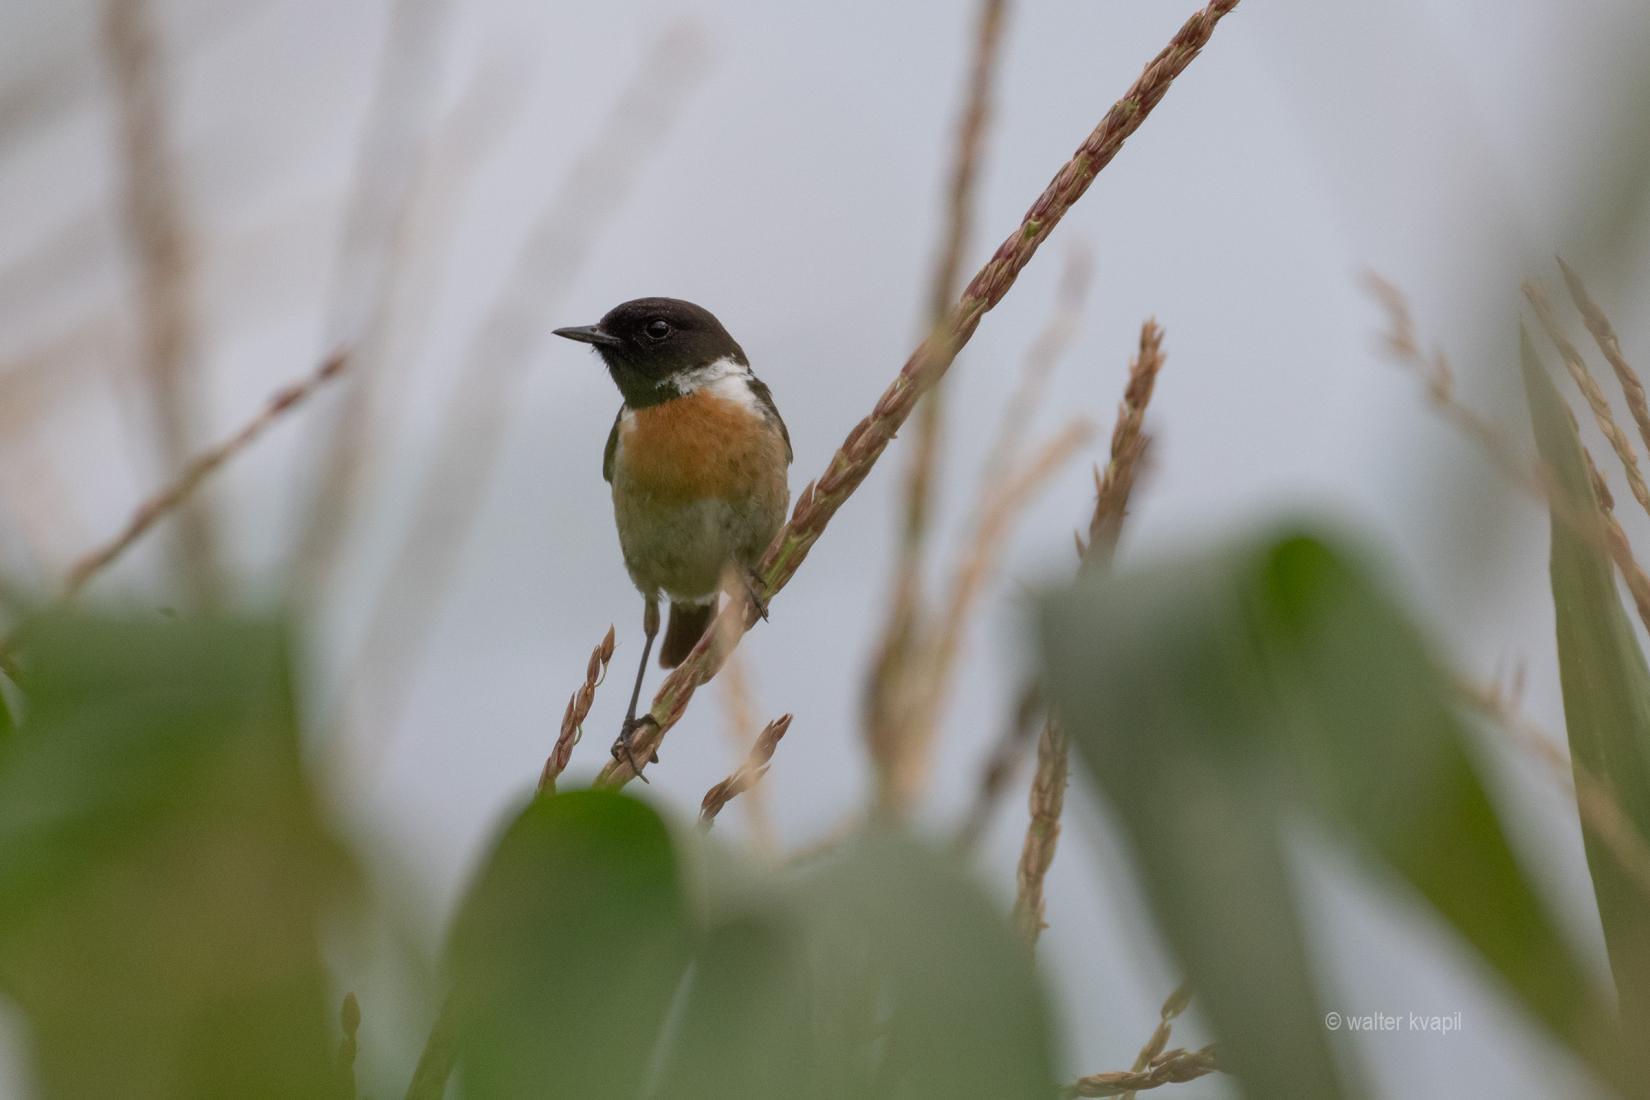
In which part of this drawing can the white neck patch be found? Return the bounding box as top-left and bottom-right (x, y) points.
(671, 355), (751, 395)
(621, 356), (762, 422)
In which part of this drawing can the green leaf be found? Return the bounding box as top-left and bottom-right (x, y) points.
(1523, 329), (1650, 1043)
(648, 830), (1053, 1100)
(651, 900), (816, 1100)
(1040, 530), (1626, 1097)
(438, 802), (1051, 1100)
(1039, 545), (1352, 1099)
(445, 789), (694, 1100)
(785, 834), (1056, 1100)
(0, 612), (352, 1100)
(0, 676), (14, 748)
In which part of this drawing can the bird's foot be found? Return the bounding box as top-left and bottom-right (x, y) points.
(612, 715), (660, 781)
(737, 568), (771, 623)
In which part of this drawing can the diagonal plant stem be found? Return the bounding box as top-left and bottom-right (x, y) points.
(1526, 280), (1650, 521)
(700, 714), (793, 827)
(1559, 258), (1650, 459)
(0, 353), (347, 675)
(869, 0), (1012, 791)
(891, 419), (1093, 808)
(63, 354), (349, 600)
(596, 0), (1243, 787)
(1120, 983), (1193, 1100)
(538, 626), (616, 794)
(1063, 1044), (1221, 1098)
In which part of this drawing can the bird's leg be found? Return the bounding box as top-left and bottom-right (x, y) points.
(615, 596), (660, 779)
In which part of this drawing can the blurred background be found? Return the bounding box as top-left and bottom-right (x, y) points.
(3, 1), (1650, 1095)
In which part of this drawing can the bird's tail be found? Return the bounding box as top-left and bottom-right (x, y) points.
(661, 596), (718, 668)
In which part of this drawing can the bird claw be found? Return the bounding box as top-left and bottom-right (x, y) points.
(613, 715), (660, 781)
(737, 569), (771, 623)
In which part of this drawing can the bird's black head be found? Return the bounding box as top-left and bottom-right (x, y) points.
(554, 297), (747, 408)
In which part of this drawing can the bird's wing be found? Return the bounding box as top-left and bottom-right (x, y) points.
(747, 376), (792, 464)
(603, 407), (622, 483)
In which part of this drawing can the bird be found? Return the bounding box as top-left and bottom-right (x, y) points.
(554, 297), (791, 761)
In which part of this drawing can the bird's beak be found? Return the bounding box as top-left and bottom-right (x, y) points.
(553, 324), (623, 348)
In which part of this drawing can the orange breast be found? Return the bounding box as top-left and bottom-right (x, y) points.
(615, 390), (784, 503)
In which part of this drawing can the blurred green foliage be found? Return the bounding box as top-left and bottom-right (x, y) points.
(0, 615), (1056, 1100)
(0, 613), (353, 1099)
(1, 348), (1649, 1100)
(436, 791), (1054, 1100)
(444, 792), (693, 1100)
(1040, 527), (1639, 1098)
(1524, 333), (1650, 1047)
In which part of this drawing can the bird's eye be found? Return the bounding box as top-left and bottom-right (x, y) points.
(644, 319), (672, 341)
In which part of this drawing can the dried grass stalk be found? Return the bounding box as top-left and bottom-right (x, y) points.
(1063, 1044), (1221, 1098)
(1120, 983), (1193, 1100)
(954, 683), (1044, 851)
(102, 0), (219, 602)
(924, 0), (1011, 327)
(1367, 275), (1547, 496)
(886, 419), (1093, 807)
(1014, 319), (1169, 948)
(868, 0), (1011, 787)
(872, 248), (1091, 814)
(701, 715), (793, 826)
(59, 354), (346, 597)
(597, 0), (1244, 787)
(537, 625), (616, 794)
(1368, 276), (1650, 636)
(59, 353), (348, 600)
(1011, 717), (1068, 944)
(1525, 280), (1650, 520)
(1085, 320), (1165, 564)
(1582, 433), (1650, 636)
(713, 567), (779, 851)
(288, 0), (470, 597)
(1559, 258), (1650, 459)
(979, 244), (1097, 483)
(1371, 279), (1650, 913)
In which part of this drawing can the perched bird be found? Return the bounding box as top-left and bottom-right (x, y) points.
(555, 298), (791, 749)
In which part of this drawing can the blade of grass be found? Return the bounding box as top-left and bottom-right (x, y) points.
(1523, 330), (1650, 1045)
